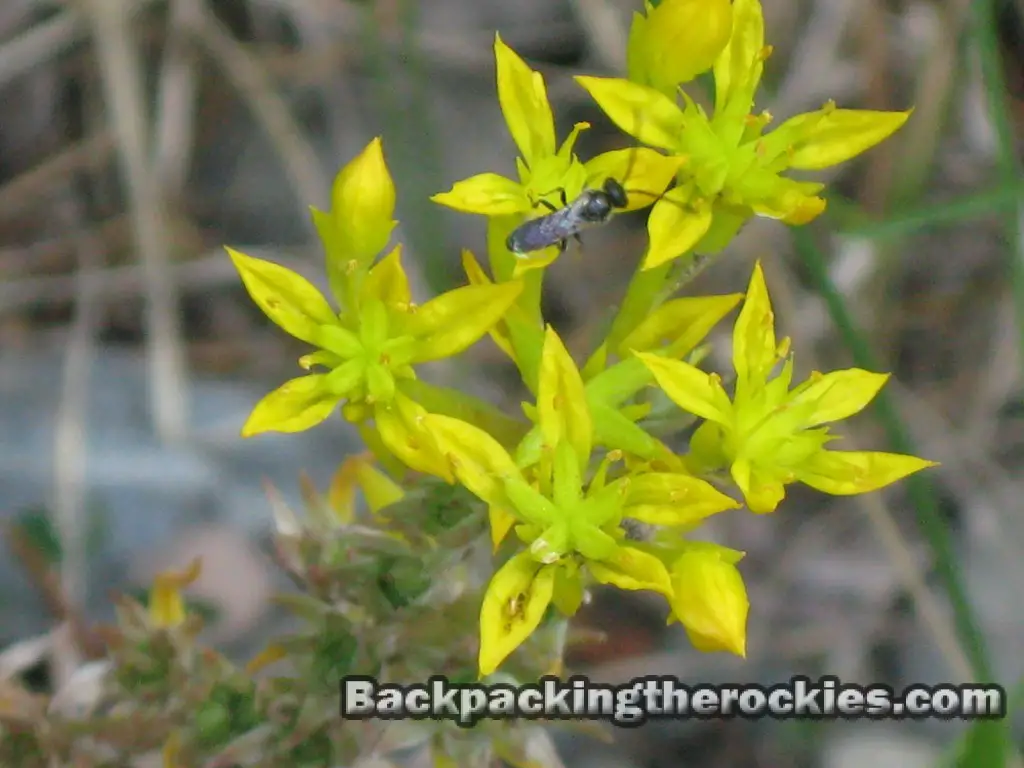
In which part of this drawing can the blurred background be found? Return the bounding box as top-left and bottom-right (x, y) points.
(1, 0), (1023, 765)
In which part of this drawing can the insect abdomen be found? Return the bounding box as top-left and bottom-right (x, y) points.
(506, 207), (583, 255)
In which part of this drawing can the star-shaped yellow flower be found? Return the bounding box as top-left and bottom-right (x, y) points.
(579, 0), (912, 269)
(637, 261), (937, 513)
(228, 138), (523, 477)
(432, 34), (680, 273)
(422, 327), (740, 675)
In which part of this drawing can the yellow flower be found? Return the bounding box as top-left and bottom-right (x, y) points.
(423, 327), (738, 676)
(637, 261), (937, 513)
(228, 139), (524, 476)
(579, 0), (911, 269)
(149, 558), (202, 628)
(627, 0), (733, 96)
(432, 34), (680, 272)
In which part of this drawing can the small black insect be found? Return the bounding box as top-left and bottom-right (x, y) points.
(505, 177), (631, 257)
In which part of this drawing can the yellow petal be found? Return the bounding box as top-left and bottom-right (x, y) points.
(732, 260), (777, 386)
(779, 195), (827, 225)
(510, 248), (561, 276)
(575, 76), (686, 151)
(479, 553), (555, 677)
(226, 247), (336, 346)
(373, 395), (453, 481)
(669, 550), (748, 657)
(241, 375), (337, 436)
(631, 0), (734, 93)
(582, 148), (685, 212)
(495, 34), (556, 166)
(730, 457), (786, 513)
(149, 557), (202, 628)
(751, 187), (828, 225)
(625, 472), (740, 525)
(556, 121), (592, 161)
(461, 249), (516, 360)
(431, 173), (530, 216)
(712, 0), (765, 131)
(328, 453), (405, 523)
(537, 327), (592, 469)
(329, 137), (397, 262)
(643, 190), (713, 269)
(617, 294), (743, 358)
(797, 450), (938, 496)
(789, 369), (890, 425)
(407, 281), (524, 362)
(589, 545), (673, 596)
(780, 107), (912, 171)
(635, 352), (732, 424)
(363, 245), (411, 307)
(626, 8), (649, 86)
(489, 504), (518, 551)
(422, 413), (519, 507)
(398, 377), (528, 449)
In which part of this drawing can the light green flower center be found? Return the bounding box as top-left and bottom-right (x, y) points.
(520, 155), (588, 211)
(311, 299), (417, 408)
(730, 381), (828, 475)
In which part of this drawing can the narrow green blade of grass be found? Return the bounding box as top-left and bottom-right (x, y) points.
(361, 0), (460, 295)
(971, 0), (1024, 372)
(792, 228), (996, 686)
(941, 675), (1019, 768)
(828, 184), (1024, 242)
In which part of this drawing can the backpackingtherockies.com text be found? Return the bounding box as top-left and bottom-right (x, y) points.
(339, 674), (1006, 727)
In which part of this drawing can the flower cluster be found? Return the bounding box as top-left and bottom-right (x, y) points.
(223, 0), (933, 681)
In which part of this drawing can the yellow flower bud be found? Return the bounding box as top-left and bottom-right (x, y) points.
(628, 0), (733, 94)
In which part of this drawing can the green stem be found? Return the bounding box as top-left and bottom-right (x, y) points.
(606, 260), (673, 351)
